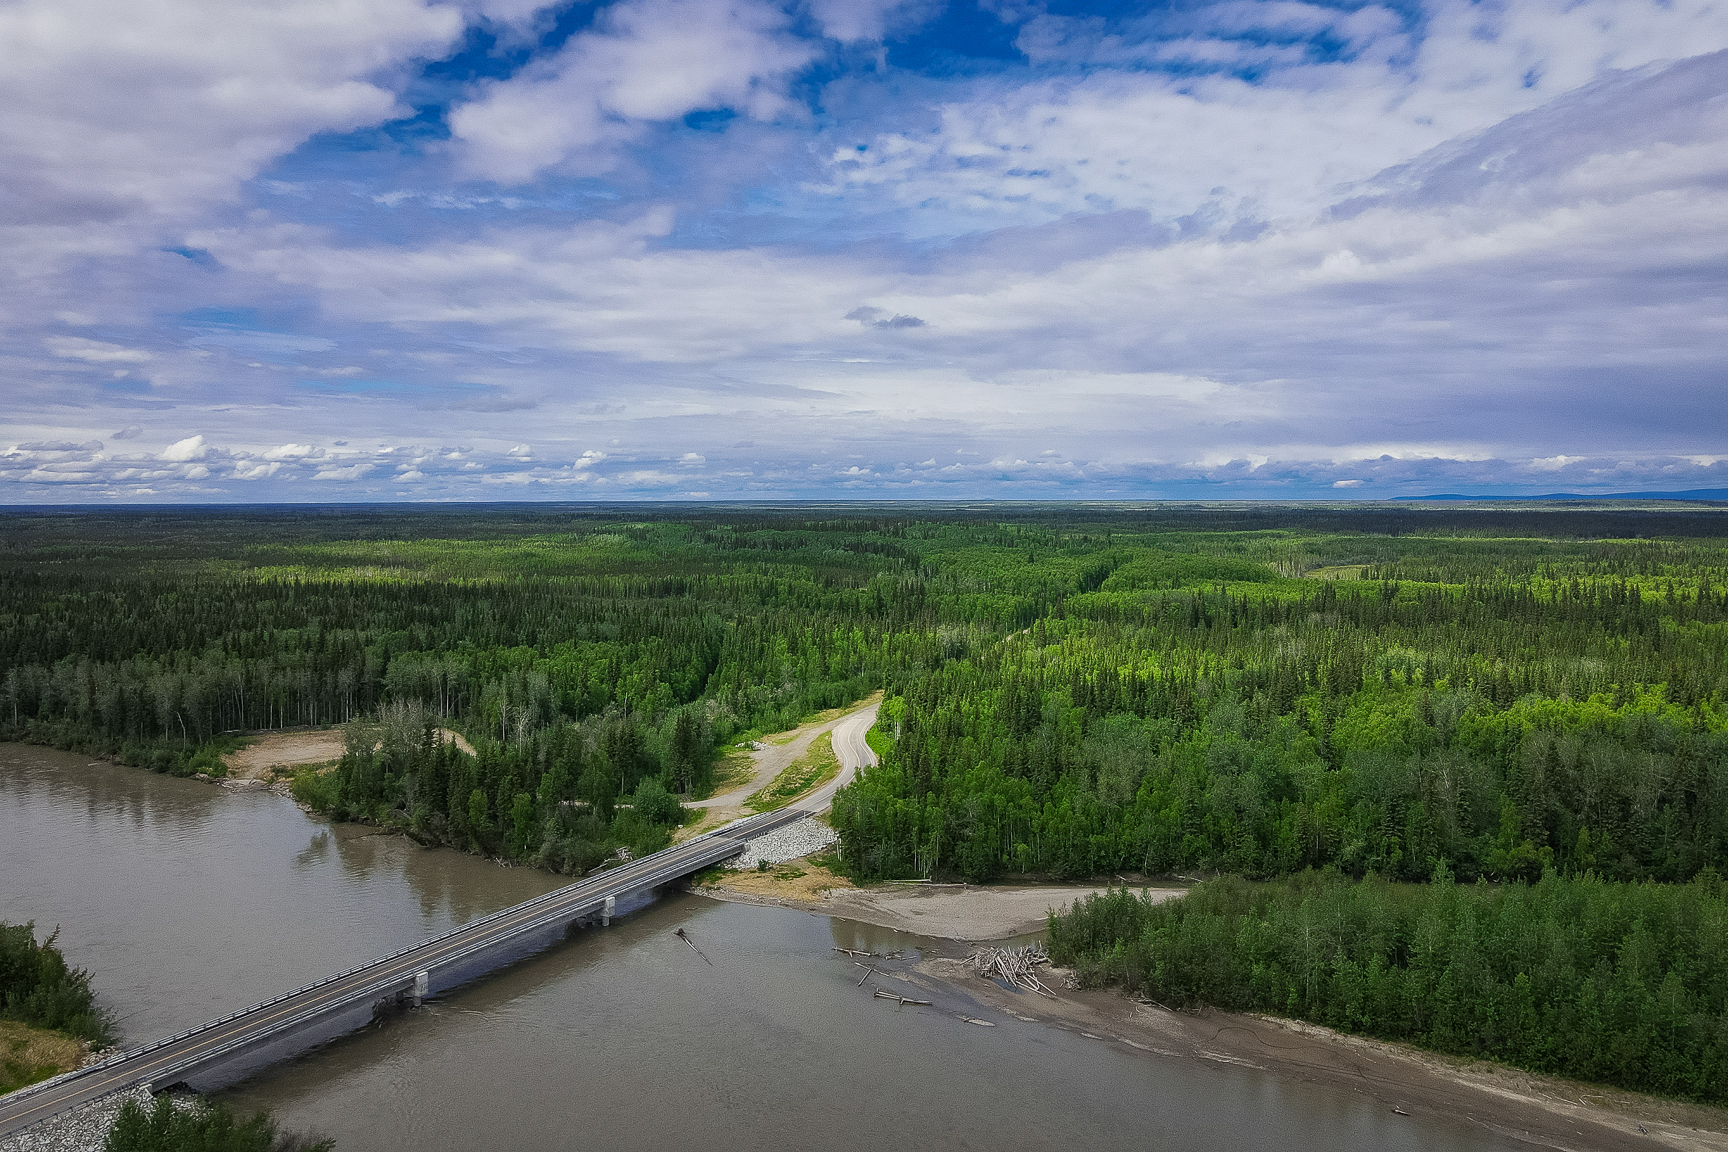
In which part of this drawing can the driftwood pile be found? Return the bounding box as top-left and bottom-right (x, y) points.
(966, 945), (1055, 997)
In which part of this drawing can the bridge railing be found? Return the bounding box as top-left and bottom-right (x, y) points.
(2, 809), (784, 1108)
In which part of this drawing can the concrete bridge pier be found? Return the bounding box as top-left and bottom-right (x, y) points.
(602, 896), (615, 926)
(412, 971), (429, 1007)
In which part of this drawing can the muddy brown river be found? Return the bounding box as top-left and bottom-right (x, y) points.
(1, 744), (1523, 1151)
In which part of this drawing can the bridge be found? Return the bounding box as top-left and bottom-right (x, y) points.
(0, 702), (879, 1139)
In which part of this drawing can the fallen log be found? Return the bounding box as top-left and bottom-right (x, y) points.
(964, 945), (1055, 997)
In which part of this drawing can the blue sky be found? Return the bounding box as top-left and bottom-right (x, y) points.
(3, 0), (1725, 501)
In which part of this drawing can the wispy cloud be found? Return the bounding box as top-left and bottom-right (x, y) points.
(2, 0), (1725, 501)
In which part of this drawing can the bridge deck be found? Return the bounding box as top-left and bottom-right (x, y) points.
(0, 806), (804, 1138)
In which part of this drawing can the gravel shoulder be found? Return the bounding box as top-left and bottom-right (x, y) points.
(0, 1086), (153, 1152)
(681, 693), (881, 830)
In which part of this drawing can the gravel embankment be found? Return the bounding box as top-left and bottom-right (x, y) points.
(0, 1085), (161, 1152)
(725, 818), (837, 869)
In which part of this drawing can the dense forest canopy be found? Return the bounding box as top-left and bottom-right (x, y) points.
(1049, 871), (1728, 1102)
(3, 502), (1726, 881)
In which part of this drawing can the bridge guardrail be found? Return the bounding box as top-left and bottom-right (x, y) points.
(2, 806), (797, 1111)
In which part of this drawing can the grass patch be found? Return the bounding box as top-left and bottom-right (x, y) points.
(745, 733), (839, 812)
(288, 764), (341, 809)
(865, 723), (893, 762)
(703, 746), (756, 795)
(0, 1019), (82, 1094)
(1304, 564), (1367, 579)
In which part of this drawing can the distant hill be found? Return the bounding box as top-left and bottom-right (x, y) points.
(1394, 489), (1728, 503)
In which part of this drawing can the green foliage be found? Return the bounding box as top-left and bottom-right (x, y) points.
(833, 569), (1728, 882)
(0, 922), (113, 1045)
(1049, 870), (1728, 1103)
(4, 505), (1726, 883)
(289, 767), (341, 811)
(746, 733), (840, 811)
(104, 1095), (332, 1152)
(630, 778), (682, 825)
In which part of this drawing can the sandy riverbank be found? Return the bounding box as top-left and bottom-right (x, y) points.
(699, 869), (1728, 1151)
(698, 863), (1179, 940)
(919, 961), (1728, 1152)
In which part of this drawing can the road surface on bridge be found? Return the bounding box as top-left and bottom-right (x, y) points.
(0, 700), (882, 1138)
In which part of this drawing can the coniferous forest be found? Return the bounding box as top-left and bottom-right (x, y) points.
(5, 502), (1728, 1098)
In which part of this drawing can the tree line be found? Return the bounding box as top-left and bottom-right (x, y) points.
(3, 508), (1724, 884)
(1048, 870), (1728, 1102)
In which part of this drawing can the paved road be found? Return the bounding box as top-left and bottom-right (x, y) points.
(791, 699), (880, 812)
(0, 807), (802, 1139)
(688, 697), (878, 811)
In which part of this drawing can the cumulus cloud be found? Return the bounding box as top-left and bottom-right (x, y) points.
(0, 0), (461, 279)
(262, 443), (318, 460)
(312, 463), (376, 481)
(1, 0), (1724, 502)
(808, 0), (933, 42)
(449, 0), (815, 182)
(160, 435), (208, 462)
(847, 306), (926, 329)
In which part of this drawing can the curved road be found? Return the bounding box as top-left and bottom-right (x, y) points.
(688, 697), (880, 812)
(791, 699), (879, 812)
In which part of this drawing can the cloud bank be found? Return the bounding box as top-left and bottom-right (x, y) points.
(3, 0), (1725, 501)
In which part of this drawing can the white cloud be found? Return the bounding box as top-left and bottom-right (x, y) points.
(808, 0), (932, 42)
(0, 0), (460, 226)
(160, 435), (208, 462)
(820, 0), (1728, 232)
(449, 0), (815, 182)
(45, 336), (152, 363)
(312, 463), (375, 480)
(1, 2), (1724, 503)
(262, 443), (318, 460)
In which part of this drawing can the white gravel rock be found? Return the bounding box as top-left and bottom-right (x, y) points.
(725, 817), (838, 870)
(0, 1086), (160, 1152)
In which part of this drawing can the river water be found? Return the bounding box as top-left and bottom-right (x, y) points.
(2, 745), (1522, 1152)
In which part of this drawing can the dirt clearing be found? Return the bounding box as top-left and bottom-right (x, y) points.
(222, 727), (475, 779)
